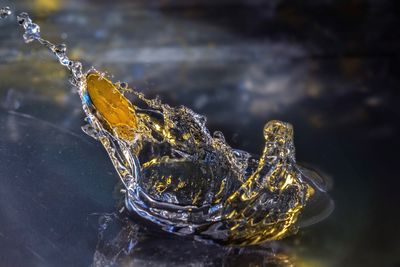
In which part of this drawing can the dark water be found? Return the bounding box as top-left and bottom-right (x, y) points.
(0, 0), (399, 266)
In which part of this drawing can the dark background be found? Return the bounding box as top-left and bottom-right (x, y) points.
(0, 0), (399, 266)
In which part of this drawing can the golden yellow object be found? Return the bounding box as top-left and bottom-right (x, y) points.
(86, 73), (138, 141)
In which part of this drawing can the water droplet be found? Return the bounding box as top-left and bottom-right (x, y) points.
(0, 6), (11, 19)
(22, 23), (41, 43)
(17, 12), (31, 25)
(60, 57), (71, 66)
(55, 43), (67, 53)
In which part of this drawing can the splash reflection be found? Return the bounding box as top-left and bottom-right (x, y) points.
(92, 210), (295, 267)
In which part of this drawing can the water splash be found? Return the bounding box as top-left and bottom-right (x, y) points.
(3, 8), (332, 245)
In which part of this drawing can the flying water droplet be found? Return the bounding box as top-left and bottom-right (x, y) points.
(0, 6), (11, 19)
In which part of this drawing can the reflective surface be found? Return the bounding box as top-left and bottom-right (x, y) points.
(0, 0), (399, 266)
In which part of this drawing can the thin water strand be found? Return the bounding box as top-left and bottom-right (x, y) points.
(15, 12), (84, 87)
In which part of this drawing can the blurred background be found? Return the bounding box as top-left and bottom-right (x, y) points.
(0, 0), (399, 266)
